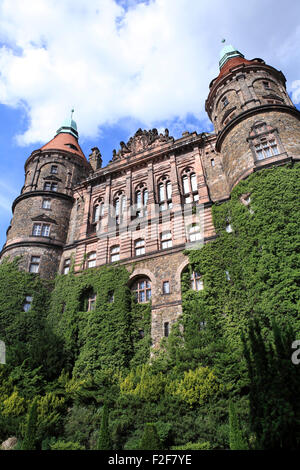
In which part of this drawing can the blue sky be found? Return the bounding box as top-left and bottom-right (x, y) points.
(0, 0), (300, 248)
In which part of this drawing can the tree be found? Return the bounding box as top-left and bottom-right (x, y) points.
(97, 403), (111, 450)
(229, 401), (247, 450)
(21, 397), (38, 450)
(140, 423), (162, 450)
(242, 318), (300, 449)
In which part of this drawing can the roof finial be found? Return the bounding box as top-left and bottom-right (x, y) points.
(221, 38), (226, 43)
(71, 108), (74, 120)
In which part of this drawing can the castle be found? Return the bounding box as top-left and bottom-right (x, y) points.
(1, 44), (300, 348)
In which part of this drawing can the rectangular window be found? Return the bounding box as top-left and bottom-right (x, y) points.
(191, 174), (197, 192)
(44, 182), (51, 191)
(110, 246), (120, 262)
(161, 231), (172, 250)
(42, 198), (51, 209)
(51, 165), (58, 174)
(135, 239), (145, 256)
(41, 224), (50, 237)
(87, 252), (96, 268)
(211, 158), (215, 167)
(88, 293), (96, 311)
(263, 81), (270, 89)
(32, 224), (42, 236)
(164, 322), (169, 337)
(63, 258), (71, 274)
(51, 183), (58, 192)
(29, 256), (40, 273)
(163, 281), (170, 294)
(222, 96), (229, 107)
(23, 295), (33, 312)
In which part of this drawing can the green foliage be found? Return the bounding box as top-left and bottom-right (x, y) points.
(242, 318), (300, 449)
(50, 440), (85, 450)
(229, 401), (248, 450)
(139, 423), (162, 450)
(21, 397), (38, 450)
(169, 366), (222, 408)
(97, 403), (111, 450)
(171, 441), (211, 450)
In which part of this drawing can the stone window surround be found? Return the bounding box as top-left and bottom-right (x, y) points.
(247, 122), (285, 163)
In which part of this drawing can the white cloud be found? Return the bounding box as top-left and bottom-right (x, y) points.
(0, 0), (300, 145)
(291, 80), (300, 104)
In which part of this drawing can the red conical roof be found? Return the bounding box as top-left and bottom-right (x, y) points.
(41, 132), (87, 160)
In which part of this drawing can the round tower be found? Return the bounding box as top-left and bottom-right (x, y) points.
(0, 113), (91, 278)
(205, 43), (300, 191)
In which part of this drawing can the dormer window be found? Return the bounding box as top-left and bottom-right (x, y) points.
(65, 143), (79, 151)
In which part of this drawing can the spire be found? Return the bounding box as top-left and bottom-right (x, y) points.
(56, 108), (78, 139)
(219, 40), (244, 70)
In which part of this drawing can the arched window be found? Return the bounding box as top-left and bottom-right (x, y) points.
(131, 278), (151, 303)
(87, 252), (96, 268)
(248, 121), (282, 162)
(190, 271), (203, 291)
(181, 169), (198, 204)
(114, 192), (126, 224)
(188, 223), (201, 242)
(157, 176), (172, 211)
(135, 239), (145, 256)
(110, 245), (120, 262)
(93, 200), (104, 223)
(134, 183), (148, 218)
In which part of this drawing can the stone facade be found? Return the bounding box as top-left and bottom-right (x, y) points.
(1, 46), (300, 348)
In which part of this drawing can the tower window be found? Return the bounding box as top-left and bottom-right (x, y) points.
(162, 281), (170, 294)
(110, 245), (120, 262)
(135, 239), (145, 256)
(263, 81), (270, 89)
(32, 223), (50, 237)
(42, 198), (51, 209)
(164, 322), (169, 337)
(44, 182), (57, 192)
(23, 295), (33, 312)
(108, 291), (114, 303)
(161, 231), (172, 250)
(63, 258), (71, 274)
(190, 272), (203, 291)
(29, 256), (40, 273)
(225, 270), (231, 281)
(132, 278), (151, 303)
(211, 158), (215, 167)
(51, 165), (58, 174)
(87, 252), (96, 268)
(221, 96), (229, 108)
(255, 139), (279, 160)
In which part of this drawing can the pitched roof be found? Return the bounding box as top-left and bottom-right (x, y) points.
(41, 132), (87, 160)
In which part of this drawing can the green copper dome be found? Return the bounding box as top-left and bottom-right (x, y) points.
(56, 109), (78, 139)
(219, 43), (244, 70)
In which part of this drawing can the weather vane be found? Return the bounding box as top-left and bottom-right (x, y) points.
(221, 38), (226, 43)
(71, 108), (74, 120)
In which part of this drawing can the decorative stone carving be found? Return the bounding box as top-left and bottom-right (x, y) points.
(112, 128), (173, 160)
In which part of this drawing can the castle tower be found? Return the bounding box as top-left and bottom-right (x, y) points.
(0, 113), (91, 278)
(205, 43), (300, 191)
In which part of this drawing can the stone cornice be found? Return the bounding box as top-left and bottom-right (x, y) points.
(12, 191), (73, 213)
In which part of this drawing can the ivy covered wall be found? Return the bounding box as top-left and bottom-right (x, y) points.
(0, 163), (299, 449)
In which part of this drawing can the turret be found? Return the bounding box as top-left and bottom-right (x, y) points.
(0, 112), (91, 278)
(205, 42), (300, 191)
